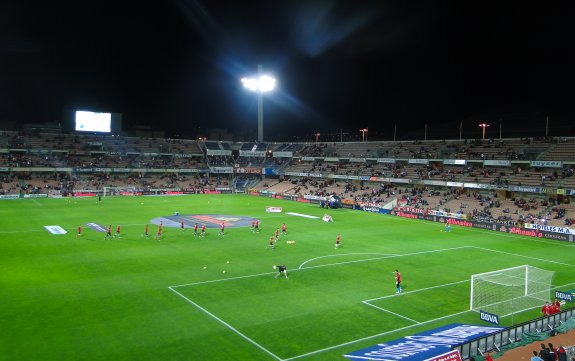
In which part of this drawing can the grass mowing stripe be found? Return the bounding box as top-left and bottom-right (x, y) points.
(168, 286), (283, 361)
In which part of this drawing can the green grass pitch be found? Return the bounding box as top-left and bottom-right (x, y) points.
(0, 194), (573, 361)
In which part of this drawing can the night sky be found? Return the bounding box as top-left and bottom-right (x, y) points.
(1, 1), (573, 141)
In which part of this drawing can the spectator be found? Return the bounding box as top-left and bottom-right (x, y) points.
(531, 350), (543, 361)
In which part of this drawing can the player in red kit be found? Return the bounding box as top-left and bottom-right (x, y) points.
(541, 301), (551, 316)
(254, 219), (260, 233)
(281, 223), (287, 235)
(219, 222), (225, 236)
(251, 219), (256, 233)
(275, 228), (280, 241)
(395, 269), (402, 293)
(180, 219), (185, 231)
(268, 236), (275, 250)
(115, 224), (121, 238)
(200, 224), (206, 237)
(193, 223), (198, 236)
(144, 224), (149, 239)
(105, 225), (112, 240)
(335, 234), (341, 248)
(76, 225), (82, 239)
(155, 224), (162, 240)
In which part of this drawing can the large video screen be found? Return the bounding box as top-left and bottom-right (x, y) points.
(75, 111), (112, 133)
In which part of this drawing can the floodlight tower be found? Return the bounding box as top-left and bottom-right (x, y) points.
(360, 128), (368, 142)
(479, 123), (490, 140)
(241, 65), (276, 142)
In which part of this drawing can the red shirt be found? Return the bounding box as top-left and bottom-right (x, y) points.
(541, 304), (550, 316)
(116, 225), (121, 233)
(221, 223), (225, 230)
(282, 224), (286, 231)
(145, 225), (149, 233)
(336, 235), (341, 243)
(275, 229), (279, 236)
(77, 226), (82, 234)
(201, 225), (206, 231)
(194, 224), (198, 231)
(395, 272), (402, 283)
(107, 226), (111, 234)
(269, 236), (274, 244)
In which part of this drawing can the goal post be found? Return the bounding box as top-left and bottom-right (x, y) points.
(103, 186), (136, 197)
(470, 265), (554, 317)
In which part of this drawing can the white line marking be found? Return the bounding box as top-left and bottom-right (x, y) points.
(168, 286), (283, 361)
(298, 253), (398, 269)
(361, 301), (421, 324)
(286, 212), (319, 219)
(296, 246), (471, 271)
(363, 279), (469, 303)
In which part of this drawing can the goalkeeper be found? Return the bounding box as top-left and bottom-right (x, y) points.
(275, 265), (288, 279)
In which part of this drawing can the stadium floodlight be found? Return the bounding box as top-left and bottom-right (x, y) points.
(479, 123), (490, 140)
(241, 65), (276, 142)
(360, 128), (368, 142)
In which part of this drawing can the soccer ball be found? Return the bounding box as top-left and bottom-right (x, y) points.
(222, 270), (226, 274)
(203, 266), (207, 270)
(273, 265), (277, 270)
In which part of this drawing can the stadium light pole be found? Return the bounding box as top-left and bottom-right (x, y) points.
(315, 133), (320, 142)
(241, 65), (276, 142)
(360, 128), (368, 142)
(479, 123), (490, 140)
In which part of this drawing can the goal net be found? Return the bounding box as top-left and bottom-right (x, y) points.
(103, 186), (136, 197)
(470, 265), (554, 317)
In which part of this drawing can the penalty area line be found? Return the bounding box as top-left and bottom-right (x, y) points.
(362, 301), (421, 324)
(168, 286), (283, 361)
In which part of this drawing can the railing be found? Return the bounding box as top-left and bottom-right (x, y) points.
(454, 307), (575, 360)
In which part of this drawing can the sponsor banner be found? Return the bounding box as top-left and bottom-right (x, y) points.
(239, 150), (266, 157)
(409, 159), (430, 164)
(173, 153), (194, 158)
(86, 223), (107, 232)
(446, 181), (464, 187)
(424, 350), (462, 361)
(508, 185), (540, 193)
(284, 172), (307, 177)
(0, 194), (21, 199)
(295, 198), (311, 203)
(324, 157), (340, 162)
(308, 172), (323, 178)
(74, 192), (97, 197)
(301, 156), (316, 161)
(359, 205), (387, 214)
(424, 180), (447, 186)
(523, 223), (575, 235)
(350, 158), (366, 163)
(266, 206), (282, 213)
(399, 207), (427, 214)
(235, 167), (262, 174)
(272, 151), (293, 158)
(88, 141), (103, 146)
(531, 160), (563, 168)
(566, 189), (575, 196)
(358, 176), (371, 181)
(341, 203), (354, 209)
(23, 194), (48, 198)
(443, 159), (467, 165)
(203, 190), (221, 194)
(304, 194), (326, 201)
(113, 168), (131, 172)
(463, 182), (495, 189)
(44, 225), (67, 235)
(0, 166), (9, 171)
(264, 168), (280, 175)
(472, 216), (515, 226)
(345, 324), (503, 361)
(479, 310), (500, 325)
(429, 210), (467, 220)
(484, 160), (511, 166)
(377, 158), (396, 163)
(555, 291), (574, 303)
(206, 149), (231, 156)
(74, 167), (94, 172)
(209, 166), (233, 173)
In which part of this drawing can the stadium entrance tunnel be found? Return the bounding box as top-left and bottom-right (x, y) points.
(150, 214), (255, 228)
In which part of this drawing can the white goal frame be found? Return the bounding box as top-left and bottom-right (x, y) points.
(103, 186), (137, 197)
(470, 265), (553, 317)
